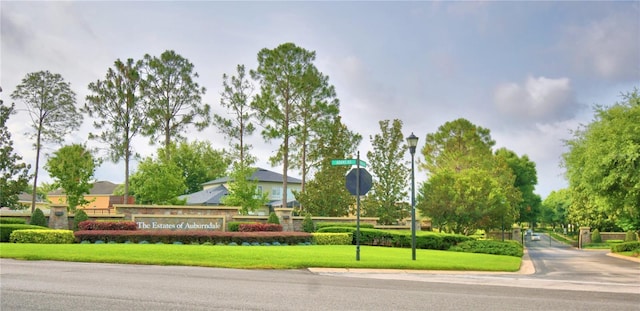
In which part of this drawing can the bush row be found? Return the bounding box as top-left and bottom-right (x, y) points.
(74, 230), (312, 244)
(79, 220), (137, 231)
(317, 227), (473, 250)
(0, 217), (27, 224)
(228, 222), (257, 232)
(10, 229), (75, 244)
(315, 222), (375, 230)
(312, 233), (352, 245)
(238, 223), (282, 232)
(0, 224), (48, 242)
(449, 240), (523, 257)
(611, 241), (640, 252)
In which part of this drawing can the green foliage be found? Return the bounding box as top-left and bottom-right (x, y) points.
(84, 58), (147, 206)
(417, 118), (521, 235)
(129, 156), (187, 205)
(449, 240), (524, 257)
(214, 64), (257, 167)
(0, 224), (48, 242)
(227, 222), (257, 232)
(73, 209), (88, 231)
(315, 222), (375, 230)
(30, 208), (47, 227)
(316, 226), (356, 233)
(625, 231), (637, 242)
(45, 144), (99, 211)
(161, 141), (229, 194)
(495, 148), (540, 226)
(295, 116), (360, 216)
(591, 229), (602, 243)
(11, 71), (82, 213)
(302, 214), (315, 233)
(0, 102), (32, 209)
(541, 189), (570, 230)
(267, 212), (280, 224)
(364, 119), (410, 224)
(563, 89), (640, 231)
(312, 233), (352, 245)
(142, 50), (210, 157)
(0, 217), (26, 224)
(74, 231), (312, 245)
(221, 165), (269, 214)
(611, 241), (640, 253)
(9, 229), (75, 244)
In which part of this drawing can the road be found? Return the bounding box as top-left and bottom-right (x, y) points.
(1, 235), (638, 310)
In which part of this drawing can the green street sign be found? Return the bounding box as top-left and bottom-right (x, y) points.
(330, 159), (367, 167)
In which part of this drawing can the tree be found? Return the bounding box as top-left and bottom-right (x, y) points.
(45, 144), (99, 211)
(142, 50), (209, 159)
(30, 207), (47, 227)
(10, 71), (81, 212)
(495, 148), (541, 227)
(250, 42), (324, 209)
(84, 58), (148, 206)
(541, 189), (571, 231)
(563, 89), (640, 231)
(0, 101), (31, 209)
(364, 119), (409, 224)
(417, 118), (520, 235)
(129, 156), (186, 205)
(221, 164), (269, 215)
(161, 141), (229, 194)
(294, 116), (360, 216)
(213, 64), (257, 167)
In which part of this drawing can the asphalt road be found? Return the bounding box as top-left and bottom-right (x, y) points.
(1, 235), (638, 311)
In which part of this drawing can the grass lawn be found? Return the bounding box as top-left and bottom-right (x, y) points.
(0, 243), (522, 272)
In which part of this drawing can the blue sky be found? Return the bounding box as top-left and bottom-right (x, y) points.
(2, 1), (638, 198)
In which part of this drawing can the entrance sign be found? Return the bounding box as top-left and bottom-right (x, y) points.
(331, 159), (367, 167)
(132, 215), (224, 231)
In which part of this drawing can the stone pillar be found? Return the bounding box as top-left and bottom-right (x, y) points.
(579, 227), (591, 249)
(512, 226), (521, 243)
(49, 204), (69, 230)
(274, 208), (293, 232)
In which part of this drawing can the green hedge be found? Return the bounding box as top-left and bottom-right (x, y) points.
(0, 217), (27, 224)
(228, 222), (258, 232)
(315, 222), (375, 230)
(449, 240), (524, 257)
(315, 227), (473, 250)
(0, 224), (48, 242)
(611, 241), (640, 253)
(312, 233), (352, 245)
(10, 229), (75, 244)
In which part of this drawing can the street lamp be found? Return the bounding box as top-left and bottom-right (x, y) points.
(406, 132), (419, 260)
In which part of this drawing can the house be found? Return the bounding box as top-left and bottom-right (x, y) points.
(48, 181), (134, 213)
(179, 168), (302, 214)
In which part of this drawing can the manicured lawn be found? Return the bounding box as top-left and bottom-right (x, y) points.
(0, 243), (522, 272)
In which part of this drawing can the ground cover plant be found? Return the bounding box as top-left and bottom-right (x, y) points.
(0, 244), (522, 271)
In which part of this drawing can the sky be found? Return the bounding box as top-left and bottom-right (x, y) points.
(1, 1), (639, 199)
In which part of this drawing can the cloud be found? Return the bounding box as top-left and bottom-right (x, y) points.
(493, 76), (582, 123)
(562, 10), (640, 81)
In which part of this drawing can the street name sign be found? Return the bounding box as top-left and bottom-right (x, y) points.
(330, 159), (367, 167)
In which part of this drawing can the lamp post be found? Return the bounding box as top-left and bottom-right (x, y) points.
(406, 132), (419, 261)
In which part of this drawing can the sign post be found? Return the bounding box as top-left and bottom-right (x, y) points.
(338, 153), (372, 261)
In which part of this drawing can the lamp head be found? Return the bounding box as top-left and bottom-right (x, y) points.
(406, 132), (419, 155)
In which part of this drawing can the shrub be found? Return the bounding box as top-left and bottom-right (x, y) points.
(267, 212), (280, 224)
(302, 214), (315, 233)
(625, 231), (637, 242)
(238, 223), (283, 232)
(74, 210), (89, 231)
(0, 224), (48, 242)
(315, 227), (472, 250)
(78, 220), (137, 231)
(30, 208), (47, 227)
(228, 222), (257, 232)
(611, 241), (640, 253)
(312, 233), (352, 245)
(74, 230), (312, 245)
(0, 217), (26, 224)
(591, 229), (602, 243)
(449, 240), (523, 257)
(10, 229), (75, 244)
(315, 222), (375, 230)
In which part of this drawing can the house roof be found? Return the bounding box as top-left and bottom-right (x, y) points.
(202, 167), (302, 186)
(49, 181), (119, 196)
(18, 192), (46, 202)
(178, 185), (228, 205)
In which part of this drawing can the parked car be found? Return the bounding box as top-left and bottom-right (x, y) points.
(531, 233), (541, 241)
